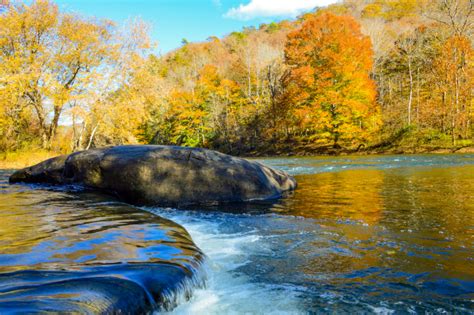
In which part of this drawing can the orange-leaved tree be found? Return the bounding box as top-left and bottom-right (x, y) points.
(283, 12), (381, 148)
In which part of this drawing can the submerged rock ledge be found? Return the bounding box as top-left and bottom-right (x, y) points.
(0, 178), (207, 313)
(9, 145), (297, 206)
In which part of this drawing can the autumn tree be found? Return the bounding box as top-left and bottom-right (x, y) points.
(0, 1), (152, 152)
(380, 26), (439, 129)
(0, 0), (120, 148)
(2, 0), (471, 156)
(78, 18), (153, 149)
(426, 0), (473, 37)
(433, 35), (473, 144)
(139, 22), (294, 154)
(283, 12), (380, 148)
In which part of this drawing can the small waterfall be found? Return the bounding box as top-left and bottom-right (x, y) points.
(156, 260), (209, 312)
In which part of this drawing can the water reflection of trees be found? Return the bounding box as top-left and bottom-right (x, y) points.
(277, 169), (385, 225)
(273, 165), (474, 280)
(378, 166), (474, 278)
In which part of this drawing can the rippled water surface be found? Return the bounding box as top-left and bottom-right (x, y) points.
(1, 154), (474, 314)
(161, 154), (474, 314)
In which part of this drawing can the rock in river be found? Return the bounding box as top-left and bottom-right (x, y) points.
(0, 173), (206, 313)
(9, 145), (297, 206)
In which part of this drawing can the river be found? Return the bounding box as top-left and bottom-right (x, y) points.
(1, 154), (473, 313)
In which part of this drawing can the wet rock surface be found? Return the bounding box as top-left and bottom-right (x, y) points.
(0, 175), (205, 313)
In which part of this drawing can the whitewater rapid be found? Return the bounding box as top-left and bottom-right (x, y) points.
(151, 210), (306, 315)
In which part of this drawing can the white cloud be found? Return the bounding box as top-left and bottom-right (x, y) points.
(225, 0), (340, 20)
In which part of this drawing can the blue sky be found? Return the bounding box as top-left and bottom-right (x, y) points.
(53, 0), (338, 54)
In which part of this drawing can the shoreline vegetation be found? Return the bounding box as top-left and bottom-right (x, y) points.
(2, 143), (473, 170)
(1, 1), (473, 168)
(0, 149), (58, 169)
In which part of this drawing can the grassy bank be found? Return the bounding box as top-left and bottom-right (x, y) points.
(0, 149), (61, 169)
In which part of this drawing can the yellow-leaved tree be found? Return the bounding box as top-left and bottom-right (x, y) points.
(0, 0), (152, 151)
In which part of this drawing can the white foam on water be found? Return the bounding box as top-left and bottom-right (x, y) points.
(152, 210), (305, 315)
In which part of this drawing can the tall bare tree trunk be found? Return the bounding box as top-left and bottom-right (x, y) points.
(407, 58), (413, 126)
(47, 106), (62, 148)
(416, 67), (420, 126)
(86, 124), (99, 150)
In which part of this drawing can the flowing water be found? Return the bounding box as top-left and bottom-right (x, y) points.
(1, 154), (474, 314)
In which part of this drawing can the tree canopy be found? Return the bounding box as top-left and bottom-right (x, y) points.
(1, 0), (473, 155)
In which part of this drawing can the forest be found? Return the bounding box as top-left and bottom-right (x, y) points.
(0, 0), (473, 163)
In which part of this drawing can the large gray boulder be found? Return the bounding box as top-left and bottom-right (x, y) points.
(9, 145), (296, 206)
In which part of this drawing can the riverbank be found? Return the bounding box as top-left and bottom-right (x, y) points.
(0, 149), (60, 169)
(242, 143), (474, 157)
(2, 144), (474, 169)
(240, 128), (474, 157)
